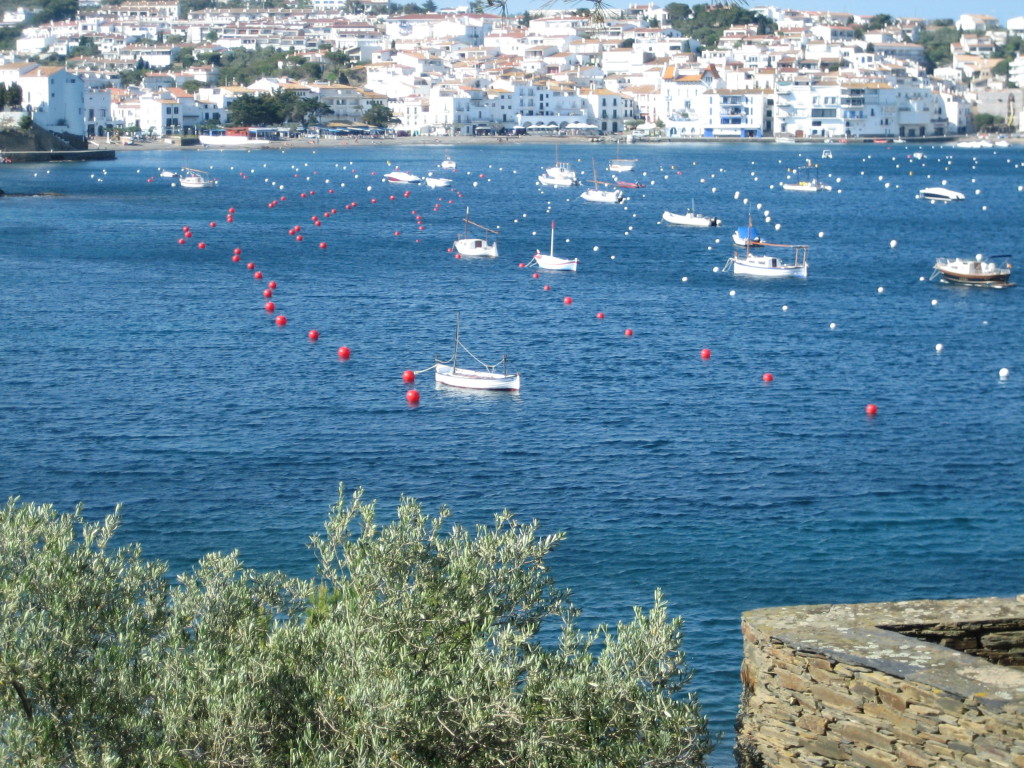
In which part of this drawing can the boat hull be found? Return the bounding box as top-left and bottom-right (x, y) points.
(781, 182), (830, 192)
(933, 258), (1013, 286)
(580, 188), (623, 204)
(426, 177), (452, 188)
(384, 172), (421, 184)
(918, 187), (964, 202)
(608, 160), (636, 172)
(730, 256), (807, 278)
(435, 363), (520, 391)
(538, 174), (577, 187)
(454, 238), (498, 258)
(199, 136), (270, 147)
(532, 252), (578, 271)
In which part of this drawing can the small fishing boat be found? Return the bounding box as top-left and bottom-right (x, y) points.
(453, 207), (499, 258)
(931, 254), (1014, 287)
(178, 168), (217, 188)
(425, 176), (453, 188)
(538, 145), (579, 187)
(781, 159), (831, 192)
(725, 241), (808, 278)
(580, 161), (623, 203)
(441, 155), (457, 170)
(527, 221), (579, 271)
(918, 187), (965, 203)
(434, 313), (520, 391)
(607, 147), (636, 173)
(662, 200), (721, 228)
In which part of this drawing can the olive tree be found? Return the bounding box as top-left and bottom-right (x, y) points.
(0, 491), (714, 766)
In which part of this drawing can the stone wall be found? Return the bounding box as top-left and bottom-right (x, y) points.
(735, 596), (1024, 768)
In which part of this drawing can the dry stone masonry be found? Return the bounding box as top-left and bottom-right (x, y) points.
(736, 596), (1024, 768)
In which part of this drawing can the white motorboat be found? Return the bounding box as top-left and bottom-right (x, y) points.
(528, 221), (579, 272)
(383, 170), (422, 184)
(159, 169), (178, 178)
(931, 254), (1014, 287)
(434, 313), (520, 391)
(538, 145), (579, 187)
(441, 155), (457, 170)
(918, 186), (965, 202)
(725, 242), (808, 278)
(453, 207), (499, 258)
(178, 168), (217, 188)
(781, 160), (831, 192)
(662, 201), (721, 228)
(425, 176), (453, 188)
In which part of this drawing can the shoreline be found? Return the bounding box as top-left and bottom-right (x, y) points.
(100, 132), (1024, 154)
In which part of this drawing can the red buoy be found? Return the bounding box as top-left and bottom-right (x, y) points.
(596, 312), (605, 319)
(233, 247), (242, 255)
(197, 242), (206, 249)
(296, 235), (303, 242)
(402, 370), (415, 383)
(700, 348), (712, 360)
(268, 281), (277, 289)
(263, 289), (273, 298)
(319, 242), (327, 249)
(865, 403), (878, 416)
(337, 346), (351, 360)
(246, 262), (255, 270)
(254, 271), (262, 279)
(308, 329), (319, 341)
(209, 221), (216, 228)
(405, 389), (420, 405)
(563, 296), (572, 305)
(762, 372), (774, 382)
(624, 328), (633, 336)
(543, 285), (550, 291)
(177, 238), (185, 245)
(228, 207), (236, 214)
(275, 315), (287, 326)
(264, 301), (275, 312)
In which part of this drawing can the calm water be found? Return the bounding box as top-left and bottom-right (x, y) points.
(2, 140), (1023, 763)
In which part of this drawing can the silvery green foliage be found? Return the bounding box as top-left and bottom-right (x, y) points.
(0, 491), (714, 766)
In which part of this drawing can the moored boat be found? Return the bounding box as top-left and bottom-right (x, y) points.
(198, 128), (271, 147)
(931, 254), (1013, 287)
(732, 224), (762, 247)
(781, 159), (831, 192)
(527, 221), (579, 271)
(425, 176), (453, 188)
(453, 207), (499, 258)
(580, 160), (624, 203)
(434, 313), (520, 391)
(178, 168), (217, 188)
(725, 241), (809, 278)
(918, 186), (965, 202)
(663, 199), (720, 228)
(384, 170), (422, 184)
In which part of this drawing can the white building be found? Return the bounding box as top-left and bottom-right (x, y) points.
(0, 62), (86, 134)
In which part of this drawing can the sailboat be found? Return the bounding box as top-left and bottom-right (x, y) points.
(580, 159), (624, 204)
(434, 313), (521, 391)
(453, 207), (499, 258)
(607, 143), (637, 173)
(537, 145), (579, 187)
(178, 168), (217, 188)
(725, 234), (808, 278)
(527, 221), (579, 271)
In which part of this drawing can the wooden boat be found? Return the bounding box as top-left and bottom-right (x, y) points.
(580, 160), (624, 203)
(453, 207), (499, 258)
(918, 186), (965, 203)
(726, 240), (808, 278)
(178, 168), (217, 188)
(434, 313), (520, 391)
(528, 221), (579, 271)
(616, 180), (645, 189)
(932, 254), (1014, 287)
(663, 200), (720, 228)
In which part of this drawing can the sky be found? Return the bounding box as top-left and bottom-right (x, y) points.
(499, 0), (1021, 26)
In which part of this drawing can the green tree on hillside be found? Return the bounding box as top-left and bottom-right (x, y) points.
(363, 102), (395, 127)
(918, 24), (960, 71)
(663, 3), (776, 50)
(0, 492), (715, 766)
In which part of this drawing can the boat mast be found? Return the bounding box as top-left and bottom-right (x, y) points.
(549, 220), (555, 256)
(453, 312), (460, 369)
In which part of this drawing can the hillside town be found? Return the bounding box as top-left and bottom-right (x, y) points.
(0, 0), (1022, 142)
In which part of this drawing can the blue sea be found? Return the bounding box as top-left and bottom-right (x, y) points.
(2, 140), (1022, 763)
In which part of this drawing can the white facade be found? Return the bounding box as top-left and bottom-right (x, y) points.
(0, 64), (86, 134)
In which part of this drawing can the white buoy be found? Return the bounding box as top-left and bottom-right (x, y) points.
(592, 246), (599, 251)
(818, 231), (824, 238)
(877, 286), (885, 294)
(890, 239), (898, 248)
(931, 299), (938, 306)
(935, 343), (943, 353)
(681, 276), (688, 282)
(829, 322), (836, 330)
(999, 367), (1009, 380)
(782, 305), (789, 311)
(729, 289), (736, 296)
(713, 266), (720, 273)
